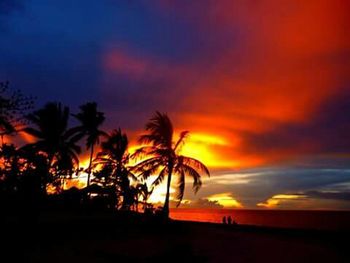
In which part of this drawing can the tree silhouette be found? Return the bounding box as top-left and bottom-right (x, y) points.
(23, 102), (81, 191)
(134, 112), (210, 218)
(0, 144), (21, 196)
(134, 182), (154, 212)
(71, 102), (106, 187)
(0, 143), (48, 210)
(94, 129), (136, 210)
(0, 81), (34, 144)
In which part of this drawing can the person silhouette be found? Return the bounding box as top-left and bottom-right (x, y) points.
(227, 216), (232, 225)
(222, 216), (227, 224)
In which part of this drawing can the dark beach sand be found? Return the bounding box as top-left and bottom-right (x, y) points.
(2, 212), (349, 263)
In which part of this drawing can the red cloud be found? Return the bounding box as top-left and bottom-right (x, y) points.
(101, 0), (350, 169)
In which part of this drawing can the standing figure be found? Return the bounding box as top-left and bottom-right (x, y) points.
(222, 216), (227, 224)
(227, 216), (232, 225)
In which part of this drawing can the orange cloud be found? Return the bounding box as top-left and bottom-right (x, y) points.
(257, 194), (307, 209)
(101, 0), (350, 170)
(207, 192), (243, 208)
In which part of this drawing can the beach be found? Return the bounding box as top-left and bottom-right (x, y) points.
(2, 213), (348, 262)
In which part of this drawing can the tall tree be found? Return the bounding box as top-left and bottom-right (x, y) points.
(134, 112), (210, 218)
(72, 102), (106, 187)
(23, 102), (81, 191)
(94, 129), (136, 210)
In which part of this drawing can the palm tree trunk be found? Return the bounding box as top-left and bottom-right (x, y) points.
(43, 153), (55, 196)
(163, 164), (173, 219)
(87, 144), (94, 187)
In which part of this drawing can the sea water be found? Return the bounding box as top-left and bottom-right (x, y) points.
(170, 208), (350, 230)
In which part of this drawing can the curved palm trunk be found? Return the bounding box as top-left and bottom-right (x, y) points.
(87, 144), (94, 187)
(163, 163), (173, 219)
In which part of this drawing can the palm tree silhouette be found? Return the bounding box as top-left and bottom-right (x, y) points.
(23, 102), (81, 190)
(71, 102), (106, 187)
(94, 129), (136, 210)
(134, 111), (210, 218)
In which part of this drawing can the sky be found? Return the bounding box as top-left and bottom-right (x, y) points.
(1, 0), (350, 210)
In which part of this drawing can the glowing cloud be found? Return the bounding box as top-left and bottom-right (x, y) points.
(207, 192), (243, 208)
(179, 132), (239, 168)
(257, 194), (307, 209)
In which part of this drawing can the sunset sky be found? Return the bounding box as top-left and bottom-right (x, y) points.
(1, 0), (349, 209)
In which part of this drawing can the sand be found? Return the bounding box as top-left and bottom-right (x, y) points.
(1, 212), (348, 262)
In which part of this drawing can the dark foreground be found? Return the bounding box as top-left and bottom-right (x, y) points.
(2, 212), (349, 263)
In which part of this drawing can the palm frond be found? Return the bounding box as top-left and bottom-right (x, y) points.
(130, 146), (155, 160)
(174, 131), (189, 152)
(152, 167), (167, 187)
(64, 126), (84, 139)
(22, 127), (43, 139)
(142, 111), (173, 148)
(127, 170), (138, 181)
(138, 134), (160, 145)
(132, 157), (160, 173)
(180, 164), (202, 193)
(66, 149), (80, 167)
(181, 156), (210, 177)
(138, 162), (161, 180)
(176, 169), (185, 207)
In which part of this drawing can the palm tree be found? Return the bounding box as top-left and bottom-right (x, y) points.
(22, 102), (81, 191)
(134, 112), (210, 218)
(71, 102), (106, 187)
(94, 129), (136, 210)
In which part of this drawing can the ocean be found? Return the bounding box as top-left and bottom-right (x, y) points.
(170, 208), (350, 231)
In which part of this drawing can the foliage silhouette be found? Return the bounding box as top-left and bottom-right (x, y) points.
(0, 83), (210, 217)
(71, 102), (107, 187)
(0, 143), (48, 212)
(23, 102), (81, 191)
(134, 111), (210, 218)
(0, 81), (34, 143)
(94, 129), (137, 210)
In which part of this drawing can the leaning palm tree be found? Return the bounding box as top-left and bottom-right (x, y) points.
(94, 129), (136, 210)
(22, 102), (81, 191)
(134, 111), (210, 218)
(71, 102), (106, 187)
